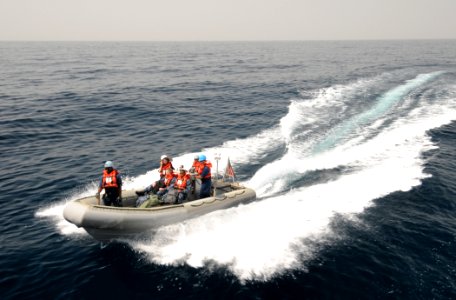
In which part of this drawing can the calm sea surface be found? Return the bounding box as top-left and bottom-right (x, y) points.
(1, 41), (456, 299)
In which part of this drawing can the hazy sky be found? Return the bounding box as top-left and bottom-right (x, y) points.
(1, 0), (455, 41)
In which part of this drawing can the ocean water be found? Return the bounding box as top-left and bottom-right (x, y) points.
(1, 40), (456, 299)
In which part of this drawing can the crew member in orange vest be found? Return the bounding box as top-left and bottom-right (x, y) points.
(136, 154), (175, 196)
(173, 166), (191, 203)
(157, 168), (176, 202)
(189, 155), (201, 194)
(158, 154), (174, 178)
(96, 161), (122, 206)
(150, 154), (174, 194)
(196, 154), (212, 198)
(191, 155), (201, 172)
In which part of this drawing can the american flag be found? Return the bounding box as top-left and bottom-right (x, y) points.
(224, 158), (236, 181)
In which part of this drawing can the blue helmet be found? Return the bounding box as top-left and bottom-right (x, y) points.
(104, 161), (114, 168)
(198, 154), (206, 162)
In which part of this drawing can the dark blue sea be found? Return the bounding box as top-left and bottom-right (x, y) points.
(1, 41), (456, 299)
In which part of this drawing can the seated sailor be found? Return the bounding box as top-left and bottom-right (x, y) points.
(151, 154), (174, 194)
(137, 154), (174, 195)
(156, 168), (176, 201)
(172, 166), (191, 203)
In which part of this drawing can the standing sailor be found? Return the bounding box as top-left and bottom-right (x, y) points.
(196, 154), (212, 198)
(96, 161), (122, 206)
(189, 155), (201, 195)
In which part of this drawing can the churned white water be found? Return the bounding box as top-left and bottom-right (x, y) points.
(38, 71), (456, 280)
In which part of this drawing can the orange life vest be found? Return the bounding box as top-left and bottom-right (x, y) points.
(102, 169), (119, 188)
(192, 160), (202, 173)
(159, 161), (174, 177)
(163, 173), (176, 187)
(175, 173), (190, 190)
(198, 161), (212, 179)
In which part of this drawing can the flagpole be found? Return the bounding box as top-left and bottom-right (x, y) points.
(232, 158), (235, 182)
(214, 153), (221, 195)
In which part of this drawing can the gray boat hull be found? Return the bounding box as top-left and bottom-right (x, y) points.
(63, 183), (256, 242)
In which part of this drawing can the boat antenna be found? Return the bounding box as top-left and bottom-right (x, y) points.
(214, 153), (221, 195)
(214, 153), (221, 180)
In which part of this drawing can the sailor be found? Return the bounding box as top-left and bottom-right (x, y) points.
(157, 168), (176, 201)
(173, 166), (191, 203)
(191, 155), (201, 172)
(188, 155), (201, 194)
(196, 154), (212, 198)
(149, 154), (174, 194)
(96, 161), (122, 206)
(158, 154), (174, 178)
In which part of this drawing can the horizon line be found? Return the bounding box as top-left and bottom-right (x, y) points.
(1, 38), (455, 43)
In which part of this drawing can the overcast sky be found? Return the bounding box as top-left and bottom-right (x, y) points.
(1, 0), (455, 41)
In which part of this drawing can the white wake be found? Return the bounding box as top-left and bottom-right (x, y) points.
(36, 72), (456, 281)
